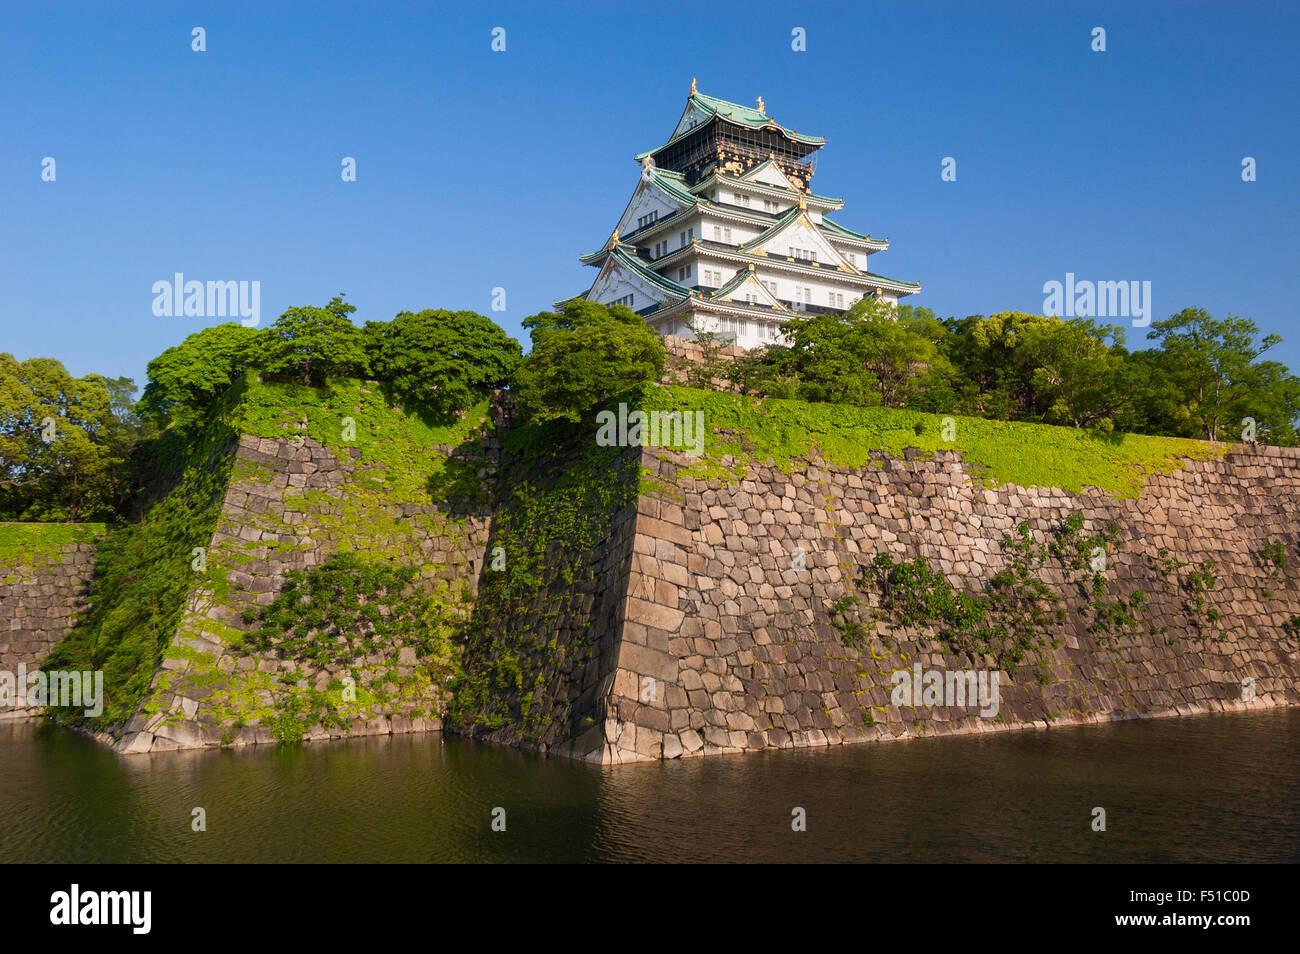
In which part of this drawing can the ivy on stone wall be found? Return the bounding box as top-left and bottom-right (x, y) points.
(448, 410), (640, 740)
(42, 385), (243, 729)
(241, 552), (463, 677)
(838, 514), (1126, 667)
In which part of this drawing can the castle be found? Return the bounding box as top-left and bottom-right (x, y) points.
(574, 80), (920, 348)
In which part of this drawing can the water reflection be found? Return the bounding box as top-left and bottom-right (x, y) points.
(1, 710), (1296, 863)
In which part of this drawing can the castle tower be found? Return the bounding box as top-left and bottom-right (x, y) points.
(569, 81), (921, 348)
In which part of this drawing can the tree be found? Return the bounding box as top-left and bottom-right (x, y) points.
(780, 298), (950, 408)
(939, 312), (1128, 426)
(1146, 307), (1294, 442)
(726, 343), (800, 398)
(365, 309), (521, 422)
(1021, 318), (1130, 429)
(682, 318), (729, 389)
(0, 354), (141, 521)
(513, 300), (665, 422)
(137, 323), (261, 430)
(260, 295), (370, 386)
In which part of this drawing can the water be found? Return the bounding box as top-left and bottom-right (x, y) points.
(2, 710), (1297, 863)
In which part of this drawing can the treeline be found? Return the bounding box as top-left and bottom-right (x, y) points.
(714, 300), (1300, 445)
(1, 296), (524, 522)
(3, 294), (1296, 523)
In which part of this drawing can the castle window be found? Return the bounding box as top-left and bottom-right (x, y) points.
(720, 316), (749, 337)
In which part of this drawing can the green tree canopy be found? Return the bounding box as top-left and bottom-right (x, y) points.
(365, 309), (521, 422)
(137, 323), (261, 431)
(260, 295), (370, 386)
(0, 354), (140, 520)
(1145, 307), (1294, 442)
(778, 298), (950, 408)
(513, 300), (666, 422)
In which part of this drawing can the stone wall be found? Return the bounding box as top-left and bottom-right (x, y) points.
(0, 531), (100, 721)
(660, 334), (745, 391)
(112, 412), (500, 754)
(451, 440), (644, 761)
(55, 378), (1300, 760)
(594, 443), (1300, 761)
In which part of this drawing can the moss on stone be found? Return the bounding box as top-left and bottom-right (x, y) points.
(0, 522), (105, 569)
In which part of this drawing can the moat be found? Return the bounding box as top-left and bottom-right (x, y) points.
(3, 708), (1296, 863)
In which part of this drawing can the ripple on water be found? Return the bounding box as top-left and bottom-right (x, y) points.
(1, 710), (1297, 863)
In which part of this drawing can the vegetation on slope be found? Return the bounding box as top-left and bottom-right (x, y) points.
(447, 415), (640, 739)
(139, 374), (495, 743)
(638, 384), (1228, 498)
(16, 292), (1298, 745)
(716, 301), (1300, 445)
(41, 388), (242, 729)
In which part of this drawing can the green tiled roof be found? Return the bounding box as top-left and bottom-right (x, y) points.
(692, 172), (843, 207)
(637, 89), (826, 160)
(710, 269), (754, 299)
(820, 217), (885, 245)
(649, 168), (696, 205)
(738, 205), (804, 251)
(688, 91), (825, 145)
(709, 269), (789, 310)
(578, 242), (630, 266)
(691, 240), (922, 291)
(614, 246), (692, 299)
(578, 246), (692, 303)
(863, 271), (921, 290)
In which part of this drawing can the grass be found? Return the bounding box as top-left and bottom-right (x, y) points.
(0, 522), (106, 568)
(638, 384), (1230, 497)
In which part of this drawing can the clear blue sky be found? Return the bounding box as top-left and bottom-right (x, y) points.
(3, 1), (1297, 391)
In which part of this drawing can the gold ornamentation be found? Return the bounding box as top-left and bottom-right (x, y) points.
(756, 96), (765, 115)
(608, 228), (620, 248)
(690, 77), (698, 95)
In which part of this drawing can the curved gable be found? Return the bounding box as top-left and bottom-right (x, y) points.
(615, 175), (690, 238)
(739, 159), (799, 192)
(745, 209), (853, 271)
